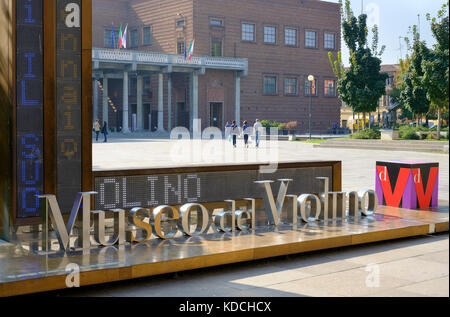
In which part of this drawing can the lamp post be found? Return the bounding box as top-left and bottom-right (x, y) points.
(308, 75), (315, 140)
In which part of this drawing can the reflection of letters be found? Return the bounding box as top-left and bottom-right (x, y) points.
(61, 138), (78, 159)
(62, 86), (78, 104)
(61, 60), (78, 78)
(61, 33), (78, 51)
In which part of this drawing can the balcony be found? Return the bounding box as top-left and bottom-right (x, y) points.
(92, 48), (248, 74)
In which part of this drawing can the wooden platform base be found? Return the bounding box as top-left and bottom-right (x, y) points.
(0, 204), (448, 297)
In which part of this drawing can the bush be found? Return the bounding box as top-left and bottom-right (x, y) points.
(261, 120), (284, 130)
(351, 128), (381, 139)
(398, 126), (422, 140)
(282, 121), (298, 131)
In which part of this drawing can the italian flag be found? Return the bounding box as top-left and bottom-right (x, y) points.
(119, 24), (128, 49)
(119, 25), (123, 48)
(188, 39), (195, 60)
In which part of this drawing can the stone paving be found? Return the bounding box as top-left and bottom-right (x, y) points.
(49, 136), (449, 297)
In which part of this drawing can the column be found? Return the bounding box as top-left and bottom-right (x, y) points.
(235, 72), (241, 124)
(157, 73), (164, 131)
(137, 75), (143, 131)
(167, 74), (172, 131)
(192, 72), (198, 123)
(93, 78), (98, 121)
(102, 75), (109, 125)
(122, 71), (129, 133)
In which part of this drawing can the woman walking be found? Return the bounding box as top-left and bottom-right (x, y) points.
(93, 119), (101, 142)
(230, 120), (240, 148)
(242, 120), (250, 148)
(101, 121), (108, 143)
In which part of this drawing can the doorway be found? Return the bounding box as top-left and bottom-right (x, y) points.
(209, 102), (223, 128)
(177, 102), (190, 130)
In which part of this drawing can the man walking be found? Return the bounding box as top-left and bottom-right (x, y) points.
(230, 120), (240, 148)
(253, 119), (262, 148)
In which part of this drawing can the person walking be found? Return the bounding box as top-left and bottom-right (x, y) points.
(225, 121), (232, 142)
(253, 119), (262, 148)
(93, 119), (101, 142)
(101, 121), (108, 143)
(242, 120), (250, 148)
(230, 120), (240, 148)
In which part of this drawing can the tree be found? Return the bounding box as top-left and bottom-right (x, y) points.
(329, 0), (388, 129)
(423, 1), (449, 139)
(397, 26), (431, 127)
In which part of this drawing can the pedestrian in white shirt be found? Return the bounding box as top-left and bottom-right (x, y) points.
(253, 119), (263, 148)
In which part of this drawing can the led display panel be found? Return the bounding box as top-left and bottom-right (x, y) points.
(56, 0), (83, 213)
(16, 0), (44, 218)
(94, 166), (333, 210)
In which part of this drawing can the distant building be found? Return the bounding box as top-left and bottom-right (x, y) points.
(340, 64), (400, 129)
(92, 0), (341, 133)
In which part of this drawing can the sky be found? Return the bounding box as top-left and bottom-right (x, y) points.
(324, 0), (447, 66)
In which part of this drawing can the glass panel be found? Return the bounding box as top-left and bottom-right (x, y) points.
(264, 26), (276, 43)
(143, 27), (151, 45)
(324, 33), (335, 49)
(285, 28), (297, 46)
(242, 23), (255, 41)
(285, 78), (297, 95)
(305, 31), (316, 48)
(264, 76), (277, 94)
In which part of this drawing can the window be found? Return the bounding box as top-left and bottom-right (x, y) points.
(285, 28), (297, 46)
(264, 76), (277, 94)
(143, 76), (152, 95)
(285, 78), (297, 95)
(176, 20), (185, 27)
(242, 23), (255, 41)
(324, 33), (335, 50)
(264, 26), (276, 44)
(104, 29), (119, 48)
(177, 40), (185, 55)
(210, 19), (223, 26)
(305, 31), (317, 48)
(130, 29), (139, 48)
(324, 80), (336, 96)
(143, 26), (151, 45)
(305, 79), (317, 96)
(210, 38), (222, 57)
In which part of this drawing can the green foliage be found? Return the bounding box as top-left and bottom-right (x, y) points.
(350, 128), (381, 139)
(398, 125), (424, 140)
(400, 39), (431, 117)
(332, 0), (388, 123)
(261, 120), (283, 129)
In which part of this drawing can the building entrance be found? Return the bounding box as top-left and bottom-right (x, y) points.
(177, 102), (190, 130)
(209, 102), (223, 128)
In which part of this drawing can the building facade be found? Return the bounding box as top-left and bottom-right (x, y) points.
(92, 0), (341, 133)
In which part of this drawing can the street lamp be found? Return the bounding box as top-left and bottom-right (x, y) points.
(307, 75), (315, 140)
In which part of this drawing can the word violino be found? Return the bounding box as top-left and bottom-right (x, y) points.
(38, 177), (378, 252)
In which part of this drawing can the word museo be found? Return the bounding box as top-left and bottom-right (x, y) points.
(38, 177), (378, 252)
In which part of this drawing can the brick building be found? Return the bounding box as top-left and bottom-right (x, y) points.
(92, 0), (341, 133)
